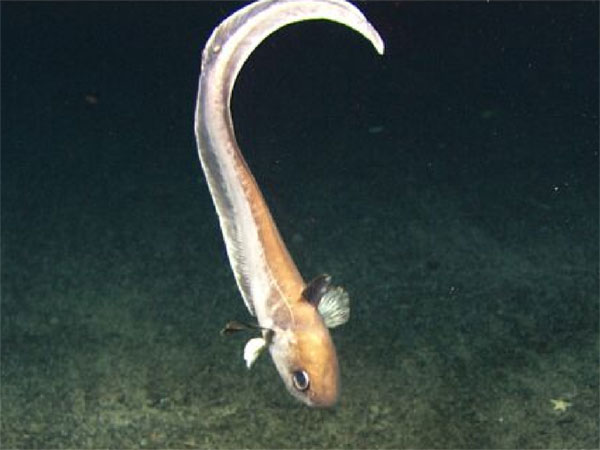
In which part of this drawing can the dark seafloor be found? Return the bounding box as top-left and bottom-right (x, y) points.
(1, 1), (598, 448)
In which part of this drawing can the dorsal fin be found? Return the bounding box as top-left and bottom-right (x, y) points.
(302, 274), (332, 306)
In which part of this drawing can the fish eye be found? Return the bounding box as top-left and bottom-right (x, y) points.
(292, 370), (310, 391)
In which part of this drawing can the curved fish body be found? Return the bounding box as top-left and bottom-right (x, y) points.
(194, 0), (383, 407)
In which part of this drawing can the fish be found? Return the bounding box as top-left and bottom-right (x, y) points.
(194, 0), (384, 407)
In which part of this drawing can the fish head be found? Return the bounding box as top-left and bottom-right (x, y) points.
(269, 301), (340, 407)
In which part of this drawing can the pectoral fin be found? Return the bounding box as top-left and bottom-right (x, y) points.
(303, 274), (350, 328)
(221, 320), (260, 335)
(244, 337), (268, 369)
(222, 320), (274, 368)
(302, 274), (332, 306)
(317, 286), (350, 328)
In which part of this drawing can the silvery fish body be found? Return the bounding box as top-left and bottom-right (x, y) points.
(194, 0), (383, 406)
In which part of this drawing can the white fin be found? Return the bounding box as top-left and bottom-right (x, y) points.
(317, 286), (350, 328)
(244, 337), (267, 369)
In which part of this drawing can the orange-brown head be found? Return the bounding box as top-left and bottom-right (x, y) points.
(268, 300), (340, 407)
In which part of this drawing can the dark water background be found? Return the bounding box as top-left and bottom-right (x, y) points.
(2, 1), (598, 448)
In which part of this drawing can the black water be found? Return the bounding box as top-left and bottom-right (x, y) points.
(2, 2), (598, 448)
